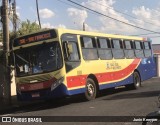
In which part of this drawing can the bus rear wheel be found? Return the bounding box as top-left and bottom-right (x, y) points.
(126, 72), (141, 90)
(134, 72), (141, 89)
(85, 78), (97, 101)
(132, 72), (141, 89)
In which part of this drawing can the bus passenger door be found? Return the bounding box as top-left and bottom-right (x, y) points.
(61, 34), (82, 90)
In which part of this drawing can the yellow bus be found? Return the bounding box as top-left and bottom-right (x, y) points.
(12, 28), (156, 101)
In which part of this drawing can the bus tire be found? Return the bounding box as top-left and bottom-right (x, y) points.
(126, 72), (141, 90)
(85, 78), (97, 101)
(132, 71), (141, 89)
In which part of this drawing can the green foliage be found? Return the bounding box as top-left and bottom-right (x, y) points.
(9, 19), (41, 42)
(18, 19), (40, 36)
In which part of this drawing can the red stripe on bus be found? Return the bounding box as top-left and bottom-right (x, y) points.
(18, 77), (57, 92)
(66, 59), (141, 88)
(97, 58), (140, 83)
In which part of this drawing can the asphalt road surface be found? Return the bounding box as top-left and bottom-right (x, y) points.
(1, 77), (160, 125)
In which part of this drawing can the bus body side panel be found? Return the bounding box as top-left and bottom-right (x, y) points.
(136, 57), (156, 81)
(65, 56), (157, 96)
(66, 58), (141, 95)
(68, 88), (86, 95)
(99, 74), (133, 90)
(67, 73), (134, 95)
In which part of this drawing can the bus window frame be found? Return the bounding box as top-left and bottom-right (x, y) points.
(97, 37), (113, 60)
(80, 35), (99, 60)
(111, 38), (125, 59)
(61, 33), (81, 73)
(61, 33), (81, 62)
(123, 39), (135, 59)
(143, 41), (152, 58)
(14, 41), (64, 77)
(134, 40), (145, 58)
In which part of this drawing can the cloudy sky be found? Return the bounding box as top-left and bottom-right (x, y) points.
(12, 0), (160, 44)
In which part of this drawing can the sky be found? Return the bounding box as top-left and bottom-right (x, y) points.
(9, 0), (160, 44)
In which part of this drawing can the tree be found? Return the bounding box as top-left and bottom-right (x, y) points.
(9, 19), (41, 42)
(18, 19), (40, 36)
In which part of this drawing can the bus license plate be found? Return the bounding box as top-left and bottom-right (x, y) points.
(32, 93), (40, 98)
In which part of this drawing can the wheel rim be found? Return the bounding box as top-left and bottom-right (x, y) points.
(87, 82), (95, 97)
(134, 73), (140, 87)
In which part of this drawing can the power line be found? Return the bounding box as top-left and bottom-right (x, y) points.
(67, 0), (160, 34)
(56, 0), (102, 29)
(57, 0), (81, 9)
(131, 33), (158, 36)
(58, 0), (160, 36)
(57, 0), (100, 17)
(80, 0), (160, 28)
(147, 35), (160, 38)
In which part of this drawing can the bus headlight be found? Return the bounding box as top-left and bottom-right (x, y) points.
(51, 77), (64, 91)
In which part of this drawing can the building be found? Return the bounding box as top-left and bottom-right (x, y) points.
(152, 44), (160, 77)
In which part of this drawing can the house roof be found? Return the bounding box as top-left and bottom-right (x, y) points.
(152, 44), (160, 54)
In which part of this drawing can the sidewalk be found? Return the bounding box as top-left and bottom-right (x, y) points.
(0, 96), (19, 114)
(0, 95), (45, 115)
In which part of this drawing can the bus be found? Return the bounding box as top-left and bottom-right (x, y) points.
(12, 28), (156, 101)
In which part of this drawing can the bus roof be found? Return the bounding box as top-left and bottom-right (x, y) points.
(14, 28), (145, 41)
(56, 28), (144, 41)
(13, 28), (147, 48)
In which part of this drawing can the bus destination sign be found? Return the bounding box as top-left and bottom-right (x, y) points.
(13, 30), (57, 47)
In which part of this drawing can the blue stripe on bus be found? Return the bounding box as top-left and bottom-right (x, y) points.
(68, 74), (134, 95)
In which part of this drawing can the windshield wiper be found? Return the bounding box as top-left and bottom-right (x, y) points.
(16, 54), (29, 64)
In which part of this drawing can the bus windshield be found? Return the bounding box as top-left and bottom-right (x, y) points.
(14, 41), (62, 76)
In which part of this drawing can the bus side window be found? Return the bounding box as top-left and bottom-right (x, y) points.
(97, 38), (112, 60)
(61, 34), (80, 72)
(111, 39), (124, 59)
(144, 42), (152, 57)
(124, 40), (135, 59)
(134, 41), (144, 58)
(80, 36), (98, 60)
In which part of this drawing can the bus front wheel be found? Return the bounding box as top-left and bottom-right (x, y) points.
(85, 78), (97, 101)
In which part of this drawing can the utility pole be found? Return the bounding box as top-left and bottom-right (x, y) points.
(36, 0), (41, 29)
(83, 22), (85, 31)
(2, 0), (11, 105)
(12, 0), (17, 33)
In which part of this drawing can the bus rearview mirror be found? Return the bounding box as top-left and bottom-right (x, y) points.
(68, 43), (73, 54)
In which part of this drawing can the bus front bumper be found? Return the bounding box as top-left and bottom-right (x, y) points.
(17, 84), (68, 101)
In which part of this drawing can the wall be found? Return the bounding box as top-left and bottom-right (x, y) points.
(11, 70), (16, 96)
(0, 64), (16, 97)
(157, 55), (160, 77)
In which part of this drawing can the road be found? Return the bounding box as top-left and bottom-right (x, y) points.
(1, 77), (160, 125)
